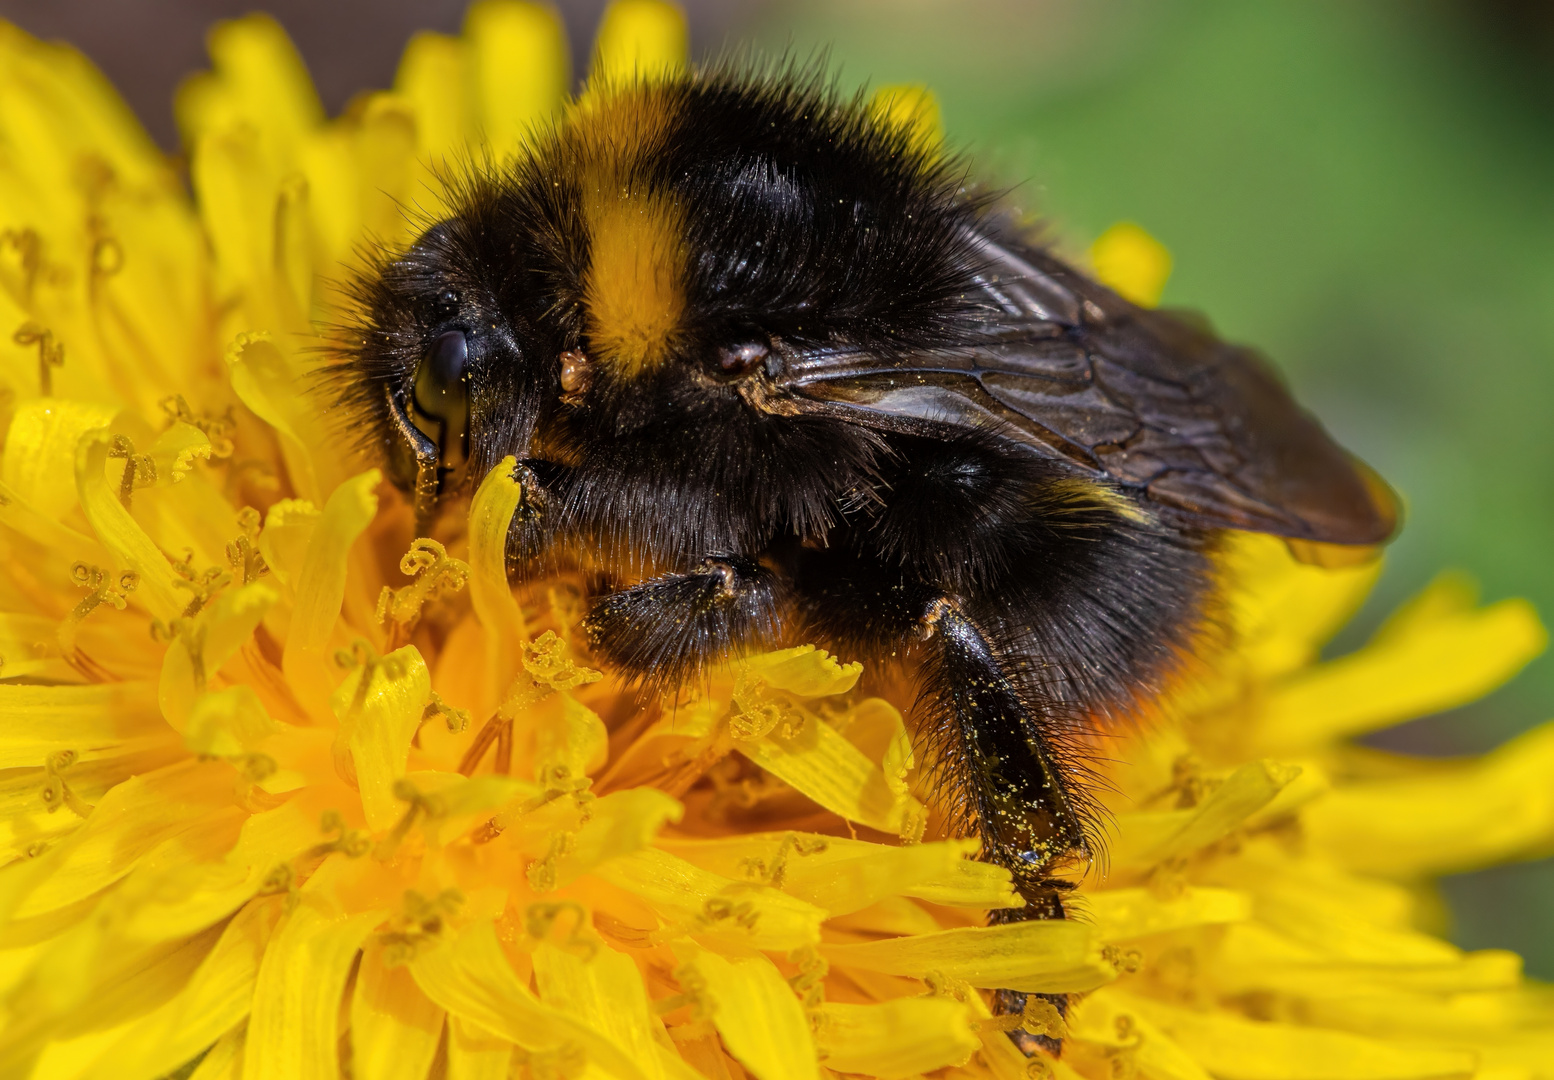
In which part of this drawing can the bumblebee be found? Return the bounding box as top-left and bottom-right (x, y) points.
(334, 63), (1396, 1052)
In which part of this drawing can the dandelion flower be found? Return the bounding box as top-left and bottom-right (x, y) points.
(0, 5), (1550, 1080)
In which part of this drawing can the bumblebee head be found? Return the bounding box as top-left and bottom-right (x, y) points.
(339, 70), (981, 510)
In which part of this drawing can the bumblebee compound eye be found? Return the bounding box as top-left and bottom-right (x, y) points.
(408, 329), (471, 482)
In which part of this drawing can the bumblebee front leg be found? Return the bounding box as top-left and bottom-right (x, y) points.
(582, 555), (781, 692)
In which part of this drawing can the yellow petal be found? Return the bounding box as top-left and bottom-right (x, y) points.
(0, 25), (164, 191)
(0, 681), (164, 768)
(446, 1014), (513, 1079)
(74, 426), (183, 619)
(160, 582), (278, 732)
(1067, 988), (1212, 1080)
(677, 946), (820, 1080)
(1083, 886), (1251, 942)
(594, 847), (826, 951)
(468, 458), (528, 702)
(867, 85), (943, 155)
(147, 420), (213, 487)
(12, 923), (224, 1080)
(348, 94), (420, 248)
(463, 1), (568, 159)
(1211, 920), (1521, 997)
(658, 833), (1015, 915)
(352, 939), (448, 1080)
(504, 786), (682, 890)
(225, 335), (323, 503)
(1255, 585), (1545, 753)
(736, 711), (924, 838)
(1, 762), (239, 921)
(112, 797), (321, 943)
(244, 857), (387, 1080)
(177, 13), (322, 154)
(0, 477), (106, 572)
(534, 941), (699, 1080)
(1305, 720), (1554, 876)
(1109, 760), (1300, 871)
(296, 127), (361, 280)
(819, 918), (1116, 994)
(813, 997), (978, 1078)
(1090, 221), (1173, 307)
(1119, 991), (1479, 1080)
(257, 497), (320, 586)
(332, 645), (432, 832)
(2, 399), (118, 520)
(531, 694), (609, 784)
(187, 1027), (244, 1080)
(184, 685), (280, 758)
(410, 919), (648, 1079)
(590, 0), (689, 84)
(187, 126), (280, 309)
(395, 32), (474, 160)
(1217, 531), (1381, 679)
(75, 898), (279, 1080)
(280, 469), (380, 718)
(742, 645), (862, 697)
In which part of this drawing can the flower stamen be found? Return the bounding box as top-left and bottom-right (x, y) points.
(526, 831), (576, 891)
(309, 809), (371, 859)
(58, 562), (139, 660)
(460, 632), (602, 776)
(524, 900), (596, 958)
(421, 690), (470, 734)
(334, 639), (410, 715)
(152, 616), (209, 691)
(162, 394), (236, 459)
(1, 228), (45, 298)
(226, 508), (269, 585)
(379, 887), (464, 966)
(738, 831), (828, 888)
(374, 778), (447, 860)
(170, 549), (232, 618)
(40, 750), (94, 817)
(377, 538), (470, 648)
(106, 434), (157, 508)
(654, 964), (716, 1020)
(787, 946), (828, 1008)
(13, 321), (64, 395)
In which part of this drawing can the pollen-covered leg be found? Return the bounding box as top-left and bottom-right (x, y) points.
(794, 552), (1094, 1055)
(915, 597), (1096, 1056)
(582, 555), (781, 691)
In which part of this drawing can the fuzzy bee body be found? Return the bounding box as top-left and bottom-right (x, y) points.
(336, 63), (1395, 1053)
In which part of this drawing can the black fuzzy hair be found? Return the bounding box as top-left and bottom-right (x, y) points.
(324, 57), (998, 498)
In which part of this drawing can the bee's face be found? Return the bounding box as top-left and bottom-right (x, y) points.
(344, 76), (982, 495)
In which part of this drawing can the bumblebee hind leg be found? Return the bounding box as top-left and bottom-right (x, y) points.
(917, 595), (1090, 1055)
(795, 551), (1094, 1055)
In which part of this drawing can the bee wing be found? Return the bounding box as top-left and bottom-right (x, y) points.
(775, 232), (1398, 544)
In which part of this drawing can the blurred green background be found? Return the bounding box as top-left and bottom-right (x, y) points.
(2, 0), (1549, 974)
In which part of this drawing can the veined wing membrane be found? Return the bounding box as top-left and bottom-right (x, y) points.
(773, 234), (1397, 545)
